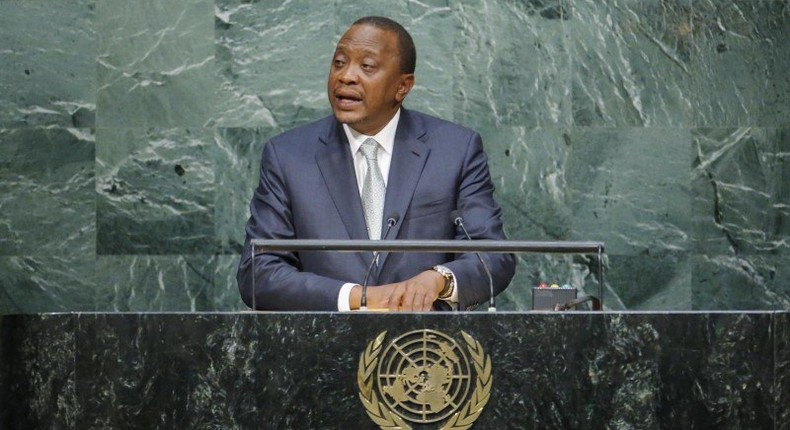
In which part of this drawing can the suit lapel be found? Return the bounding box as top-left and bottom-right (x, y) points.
(315, 121), (369, 242)
(378, 110), (430, 274)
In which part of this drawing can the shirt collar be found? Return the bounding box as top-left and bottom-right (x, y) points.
(343, 109), (400, 156)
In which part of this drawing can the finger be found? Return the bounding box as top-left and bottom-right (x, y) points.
(416, 288), (434, 311)
(400, 285), (417, 312)
(421, 291), (435, 311)
(388, 284), (404, 312)
(415, 279), (437, 311)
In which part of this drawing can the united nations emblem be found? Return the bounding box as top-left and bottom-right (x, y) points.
(357, 329), (492, 429)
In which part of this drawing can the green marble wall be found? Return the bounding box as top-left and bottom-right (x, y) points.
(1, 0), (788, 313)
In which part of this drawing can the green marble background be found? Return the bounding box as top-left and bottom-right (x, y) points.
(1, 0), (788, 313)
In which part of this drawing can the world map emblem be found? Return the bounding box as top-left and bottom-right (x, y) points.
(357, 330), (492, 429)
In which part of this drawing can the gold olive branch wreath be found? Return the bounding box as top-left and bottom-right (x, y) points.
(357, 330), (492, 430)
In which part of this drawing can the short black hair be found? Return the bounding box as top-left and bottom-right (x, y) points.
(352, 16), (416, 74)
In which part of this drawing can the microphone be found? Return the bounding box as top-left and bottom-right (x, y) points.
(554, 295), (601, 311)
(451, 210), (496, 312)
(360, 212), (400, 311)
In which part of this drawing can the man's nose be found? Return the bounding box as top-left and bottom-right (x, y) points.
(338, 65), (359, 84)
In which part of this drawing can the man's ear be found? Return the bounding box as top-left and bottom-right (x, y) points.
(395, 74), (415, 103)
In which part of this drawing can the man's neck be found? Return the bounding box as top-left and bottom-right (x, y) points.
(343, 109), (402, 146)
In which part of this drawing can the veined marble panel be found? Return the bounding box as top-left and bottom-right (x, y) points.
(0, 314), (76, 427)
(567, 127), (692, 256)
(96, 0), (215, 127)
(483, 126), (574, 241)
(0, 128), (95, 256)
(0, 256), (96, 314)
(690, 0), (790, 127)
(0, 130), (97, 314)
(0, 0), (96, 128)
(96, 128), (216, 254)
(453, 0), (571, 128)
(596, 312), (775, 428)
(95, 255), (242, 311)
(607, 253), (692, 310)
(692, 127), (790, 256)
(692, 253), (790, 310)
(570, 0), (693, 127)
(212, 0), (335, 129)
(777, 312), (790, 429)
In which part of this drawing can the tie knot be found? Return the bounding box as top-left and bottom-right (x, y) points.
(359, 138), (379, 160)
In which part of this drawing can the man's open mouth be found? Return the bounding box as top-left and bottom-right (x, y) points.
(335, 91), (363, 107)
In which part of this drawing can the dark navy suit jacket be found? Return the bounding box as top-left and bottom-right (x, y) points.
(237, 108), (516, 310)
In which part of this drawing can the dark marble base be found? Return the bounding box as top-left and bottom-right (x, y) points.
(1, 312), (788, 429)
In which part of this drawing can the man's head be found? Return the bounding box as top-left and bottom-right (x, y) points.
(327, 17), (416, 135)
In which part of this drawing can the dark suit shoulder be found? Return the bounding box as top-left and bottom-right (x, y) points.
(401, 109), (478, 141)
(267, 115), (336, 148)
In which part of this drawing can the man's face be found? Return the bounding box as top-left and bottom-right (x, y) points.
(327, 24), (414, 136)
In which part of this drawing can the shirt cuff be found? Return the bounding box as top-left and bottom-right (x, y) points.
(338, 282), (356, 312)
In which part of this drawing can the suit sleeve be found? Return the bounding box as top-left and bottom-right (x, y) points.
(441, 132), (516, 310)
(236, 140), (346, 311)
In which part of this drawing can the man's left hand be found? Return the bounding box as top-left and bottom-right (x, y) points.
(375, 270), (445, 311)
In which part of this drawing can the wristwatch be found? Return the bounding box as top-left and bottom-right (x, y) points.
(432, 265), (455, 300)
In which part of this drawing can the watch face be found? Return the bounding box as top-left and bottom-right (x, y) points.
(433, 265), (450, 278)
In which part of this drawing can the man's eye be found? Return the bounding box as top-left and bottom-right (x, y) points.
(333, 59), (346, 67)
(362, 63), (375, 71)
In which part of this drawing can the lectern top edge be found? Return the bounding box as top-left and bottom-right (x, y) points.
(250, 239), (605, 254)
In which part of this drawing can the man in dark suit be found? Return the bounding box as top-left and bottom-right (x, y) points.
(237, 16), (515, 311)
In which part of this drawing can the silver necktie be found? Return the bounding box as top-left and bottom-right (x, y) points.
(359, 138), (385, 240)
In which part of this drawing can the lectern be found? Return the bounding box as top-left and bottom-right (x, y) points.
(1, 312), (787, 428)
